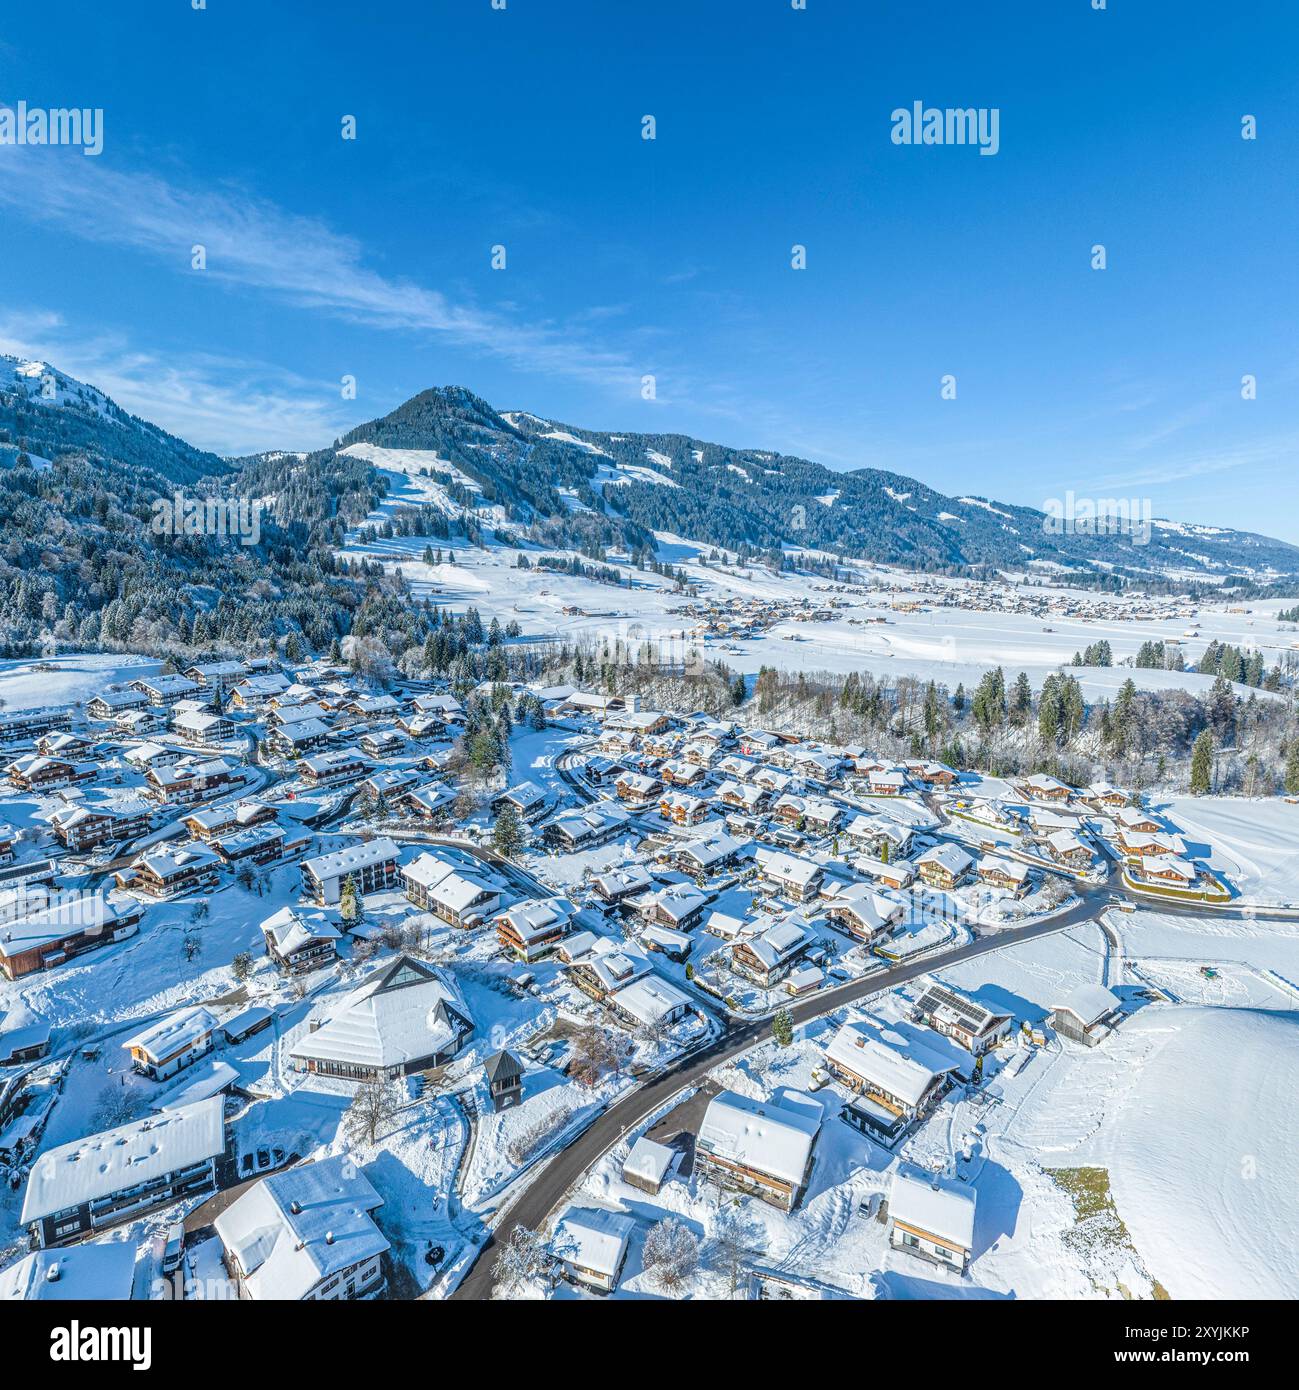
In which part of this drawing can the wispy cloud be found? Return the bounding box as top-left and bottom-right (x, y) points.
(0, 308), (351, 455)
(0, 151), (642, 394)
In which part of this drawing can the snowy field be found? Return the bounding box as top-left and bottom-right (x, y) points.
(337, 518), (1294, 700)
(1150, 796), (1299, 906)
(0, 653), (161, 711)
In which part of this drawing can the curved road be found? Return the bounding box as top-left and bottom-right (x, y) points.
(450, 874), (1110, 1299)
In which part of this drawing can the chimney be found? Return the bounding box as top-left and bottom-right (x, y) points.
(46, 1262), (61, 1283)
(290, 1200), (301, 1215)
(325, 1231), (335, 1245)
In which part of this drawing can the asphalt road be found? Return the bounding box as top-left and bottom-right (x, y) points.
(449, 878), (1108, 1300)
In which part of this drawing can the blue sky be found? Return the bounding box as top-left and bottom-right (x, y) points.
(1, 0), (1297, 538)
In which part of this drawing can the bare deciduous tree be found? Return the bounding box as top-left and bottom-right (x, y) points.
(642, 1217), (699, 1291)
(344, 1076), (402, 1146)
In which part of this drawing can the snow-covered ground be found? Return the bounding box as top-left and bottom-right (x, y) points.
(336, 517), (1293, 701)
(1150, 796), (1299, 906)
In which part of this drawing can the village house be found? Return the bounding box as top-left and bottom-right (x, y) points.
(976, 856), (1030, 895)
(115, 846), (220, 898)
(405, 692), (461, 724)
(731, 916), (816, 988)
(630, 882), (711, 933)
(269, 718), (333, 757)
(695, 1091), (821, 1212)
(889, 1171), (977, 1275)
(915, 843), (973, 890)
(301, 837), (400, 906)
(398, 711), (445, 740)
(400, 782), (457, 824)
(129, 674), (204, 707)
(658, 789), (709, 826)
(1082, 781), (1129, 811)
(214, 1154), (389, 1301)
(608, 709), (674, 738)
(913, 982), (1014, 1056)
(37, 730), (94, 759)
(589, 864), (652, 904)
(867, 768), (906, 796)
(122, 740), (178, 773)
(607, 974), (694, 1030)
(342, 694), (401, 721)
(145, 756), (239, 805)
(825, 1022), (959, 1138)
(50, 797), (153, 853)
(715, 779), (767, 814)
(21, 1097), (226, 1247)
(359, 767), (422, 805)
(87, 689), (148, 721)
(261, 905), (342, 974)
(1132, 855), (1199, 888)
(754, 846), (824, 902)
(289, 956), (473, 1080)
(674, 829), (747, 878)
(182, 800), (275, 843)
(6, 755), (97, 793)
(185, 660), (248, 698)
(855, 856), (916, 889)
(1118, 828), (1184, 859)
(495, 897), (575, 961)
(228, 673), (292, 710)
(1045, 827), (1093, 869)
(492, 781), (549, 822)
(1050, 984), (1122, 1047)
(0, 899), (144, 981)
(553, 1206), (635, 1294)
(567, 937), (652, 1001)
(659, 757), (706, 788)
(823, 881), (904, 945)
(171, 708), (236, 744)
(614, 772), (662, 809)
(801, 798), (843, 836)
(115, 707), (166, 736)
(1014, 772), (1074, 803)
(1114, 806), (1165, 836)
(212, 823), (310, 868)
(299, 748), (371, 787)
(400, 852), (501, 927)
(122, 1006), (217, 1082)
(542, 800), (629, 852)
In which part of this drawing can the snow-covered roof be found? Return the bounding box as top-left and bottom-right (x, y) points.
(824, 1023), (959, 1106)
(978, 855), (1029, 882)
(0, 1244), (138, 1301)
(890, 1171), (976, 1251)
(746, 917), (815, 968)
(609, 974), (692, 1026)
(500, 780), (546, 809)
(213, 1154), (388, 1300)
(21, 1097), (226, 1225)
(622, 1137), (676, 1186)
(1052, 983), (1120, 1027)
(553, 1206), (634, 1277)
(302, 837), (400, 884)
(261, 905), (342, 955)
(754, 846), (823, 886)
(697, 1091), (820, 1187)
(289, 956), (471, 1071)
(122, 1006), (217, 1063)
(916, 843), (973, 876)
(399, 851), (457, 891)
(497, 896), (574, 943)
